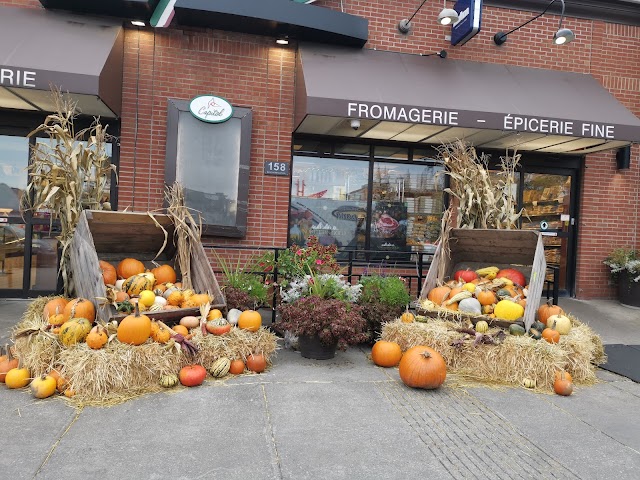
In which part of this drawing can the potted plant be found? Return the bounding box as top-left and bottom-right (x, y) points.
(278, 273), (367, 359)
(603, 247), (640, 307)
(215, 251), (271, 311)
(357, 274), (412, 340)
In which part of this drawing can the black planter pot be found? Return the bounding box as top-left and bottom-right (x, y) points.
(298, 335), (337, 360)
(618, 273), (640, 308)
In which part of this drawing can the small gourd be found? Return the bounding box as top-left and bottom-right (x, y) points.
(47, 307), (66, 327)
(122, 273), (156, 296)
(508, 324), (526, 336)
(531, 320), (546, 332)
(209, 357), (231, 378)
(86, 326), (108, 349)
(494, 300), (524, 321)
(547, 314), (571, 335)
(400, 310), (415, 323)
(59, 318), (93, 347)
(475, 320), (489, 333)
(30, 374), (57, 399)
(159, 374), (179, 388)
(5, 367), (31, 389)
(458, 297), (482, 314)
(528, 328), (542, 340)
(226, 309), (243, 326)
(522, 378), (537, 389)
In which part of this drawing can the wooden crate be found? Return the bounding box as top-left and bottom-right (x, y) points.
(69, 210), (225, 323)
(419, 229), (546, 330)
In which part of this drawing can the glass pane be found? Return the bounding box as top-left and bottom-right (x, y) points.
(290, 156), (369, 251)
(176, 111), (240, 227)
(374, 146), (408, 160)
(0, 135), (29, 219)
(412, 148), (439, 162)
(30, 223), (59, 292)
(0, 223), (26, 289)
(334, 143), (370, 157)
(371, 162), (445, 255)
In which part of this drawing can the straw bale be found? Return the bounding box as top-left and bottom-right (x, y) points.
(192, 327), (279, 368)
(382, 316), (604, 392)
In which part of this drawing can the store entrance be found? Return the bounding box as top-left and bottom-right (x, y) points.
(520, 168), (578, 296)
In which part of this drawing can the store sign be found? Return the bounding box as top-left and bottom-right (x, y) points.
(264, 161), (290, 176)
(0, 67), (36, 88)
(189, 95), (233, 123)
(451, 0), (482, 46)
(347, 102), (459, 126)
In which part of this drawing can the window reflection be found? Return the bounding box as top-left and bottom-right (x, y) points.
(0, 136), (29, 218)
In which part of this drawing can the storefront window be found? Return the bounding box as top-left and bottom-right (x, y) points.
(0, 135), (29, 219)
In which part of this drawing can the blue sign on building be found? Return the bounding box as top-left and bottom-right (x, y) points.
(451, 0), (482, 46)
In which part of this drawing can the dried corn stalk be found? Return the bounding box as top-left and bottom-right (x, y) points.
(165, 182), (202, 290)
(436, 140), (524, 229)
(20, 88), (116, 295)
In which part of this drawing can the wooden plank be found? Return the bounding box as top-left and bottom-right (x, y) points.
(110, 304), (226, 325)
(524, 234), (547, 330)
(419, 241), (442, 300)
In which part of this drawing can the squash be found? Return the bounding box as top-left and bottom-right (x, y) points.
(150, 322), (171, 343)
(229, 359), (246, 375)
(227, 309), (243, 326)
(475, 321), (489, 333)
(59, 318), (92, 347)
(206, 319), (232, 336)
(476, 290), (496, 306)
(371, 340), (402, 367)
(398, 346), (447, 389)
(209, 357), (231, 378)
(30, 374), (57, 399)
(554, 372), (573, 396)
(0, 344), (19, 382)
(528, 328), (542, 340)
(522, 378), (536, 389)
(43, 297), (69, 319)
(531, 320), (546, 332)
(537, 300), (564, 325)
(246, 353), (267, 373)
(207, 309), (224, 321)
(160, 374), (179, 388)
(182, 293), (211, 308)
(496, 268), (526, 287)
(179, 316), (200, 329)
(547, 314), (571, 335)
(117, 305), (152, 345)
(458, 297), (482, 314)
(86, 326), (108, 349)
(509, 324), (526, 336)
(122, 273), (156, 296)
(494, 300), (524, 321)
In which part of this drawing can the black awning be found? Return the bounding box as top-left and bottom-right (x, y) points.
(0, 6), (123, 117)
(295, 44), (640, 153)
(173, 0), (368, 47)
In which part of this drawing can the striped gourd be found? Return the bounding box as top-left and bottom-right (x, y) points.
(122, 273), (155, 296)
(59, 318), (92, 347)
(209, 357), (231, 378)
(160, 374), (179, 388)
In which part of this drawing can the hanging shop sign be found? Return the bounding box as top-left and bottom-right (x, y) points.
(451, 0), (482, 46)
(189, 95), (234, 123)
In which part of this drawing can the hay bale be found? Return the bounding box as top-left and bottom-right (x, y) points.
(193, 327), (279, 369)
(381, 316), (604, 392)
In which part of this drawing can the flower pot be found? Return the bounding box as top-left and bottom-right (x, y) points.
(618, 273), (640, 308)
(298, 335), (337, 360)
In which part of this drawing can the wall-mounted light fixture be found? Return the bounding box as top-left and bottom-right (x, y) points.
(131, 20), (146, 27)
(398, 1), (458, 34)
(493, 0), (575, 46)
(420, 49), (448, 58)
(276, 35), (290, 45)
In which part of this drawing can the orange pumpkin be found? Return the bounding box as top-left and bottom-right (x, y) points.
(555, 371), (573, 383)
(537, 300), (564, 325)
(86, 326), (108, 349)
(542, 328), (560, 344)
(0, 344), (19, 383)
(179, 364), (207, 387)
(371, 341), (403, 367)
(229, 359), (246, 375)
(172, 324), (189, 337)
(117, 306), (151, 345)
(43, 297), (69, 319)
(554, 372), (573, 396)
(246, 353), (266, 373)
(114, 291), (130, 303)
(116, 258), (145, 279)
(398, 346), (447, 389)
(238, 310), (262, 332)
(63, 298), (96, 322)
(476, 290), (497, 306)
(151, 264), (177, 284)
(47, 307), (66, 327)
(99, 260), (117, 286)
(427, 286), (451, 305)
(150, 323), (171, 343)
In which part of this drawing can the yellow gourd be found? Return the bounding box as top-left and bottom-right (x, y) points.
(493, 300), (524, 321)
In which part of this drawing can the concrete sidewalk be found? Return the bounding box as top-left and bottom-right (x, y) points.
(1, 297), (639, 479)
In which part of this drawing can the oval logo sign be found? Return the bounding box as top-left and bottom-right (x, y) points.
(189, 95), (233, 123)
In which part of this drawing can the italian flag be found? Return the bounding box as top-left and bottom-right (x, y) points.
(150, 0), (176, 28)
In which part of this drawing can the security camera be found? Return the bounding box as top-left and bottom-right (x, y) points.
(350, 119), (361, 130)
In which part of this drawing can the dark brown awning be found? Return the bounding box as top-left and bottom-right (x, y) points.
(295, 44), (640, 153)
(0, 6), (123, 117)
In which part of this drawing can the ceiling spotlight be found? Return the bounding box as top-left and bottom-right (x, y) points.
(276, 35), (289, 45)
(437, 8), (459, 26)
(131, 20), (146, 27)
(493, 0), (575, 46)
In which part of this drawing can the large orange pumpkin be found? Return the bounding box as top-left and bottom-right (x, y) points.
(427, 286), (451, 305)
(117, 306), (152, 345)
(151, 264), (177, 284)
(116, 258), (145, 279)
(63, 298), (96, 322)
(43, 297), (69, 319)
(537, 300), (564, 325)
(179, 365), (207, 387)
(371, 341), (402, 367)
(398, 345), (447, 389)
(238, 310), (262, 332)
(99, 260), (117, 286)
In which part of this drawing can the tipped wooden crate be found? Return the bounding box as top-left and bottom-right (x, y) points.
(419, 229), (546, 330)
(69, 210), (225, 323)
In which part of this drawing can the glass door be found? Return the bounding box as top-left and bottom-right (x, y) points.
(521, 171), (577, 295)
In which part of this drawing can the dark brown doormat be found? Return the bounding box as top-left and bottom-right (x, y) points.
(600, 345), (640, 382)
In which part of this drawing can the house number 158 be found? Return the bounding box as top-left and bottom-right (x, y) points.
(264, 161), (290, 176)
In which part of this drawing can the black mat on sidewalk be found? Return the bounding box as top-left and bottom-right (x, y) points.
(601, 344), (640, 382)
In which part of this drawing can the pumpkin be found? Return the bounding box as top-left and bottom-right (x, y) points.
(43, 297), (69, 319)
(554, 373), (573, 396)
(0, 344), (19, 382)
(453, 269), (478, 283)
(229, 359), (246, 375)
(494, 299), (524, 321)
(122, 273), (156, 296)
(5, 367), (31, 389)
(86, 326), (108, 349)
(496, 268), (526, 287)
(63, 298), (96, 322)
(209, 357), (231, 378)
(238, 310), (262, 332)
(542, 328), (560, 344)
(547, 314), (571, 335)
(555, 371), (573, 383)
(114, 291), (130, 303)
(99, 260), (117, 286)
(537, 300), (564, 325)
(398, 346), (447, 389)
(475, 321), (489, 333)
(206, 319), (232, 336)
(476, 290), (496, 306)
(63, 388), (76, 398)
(179, 364), (207, 387)
(522, 378), (537, 389)
(246, 353), (267, 373)
(59, 318), (92, 347)
(458, 297), (482, 314)
(160, 374), (179, 388)
(179, 316), (200, 329)
(30, 374), (57, 399)
(150, 322), (171, 343)
(400, 311), (415, 323)
(207, 309), (224, 321)
(227, 309), (243, 326)
(116, 258), (145, 279)
(117, 305), (152, 345)
(56, 375), (69, 393)
(151, 264), (177, 285)
(172, 324), (189, 337)
(371, 340), (403, 367)
(427, 286), (451, 305)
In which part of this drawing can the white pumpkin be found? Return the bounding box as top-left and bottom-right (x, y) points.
(547, 314), (571, 335)
(226, 308), (243, 326)
(458, 297), (482, 315)
(153, 296), (167, 307)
